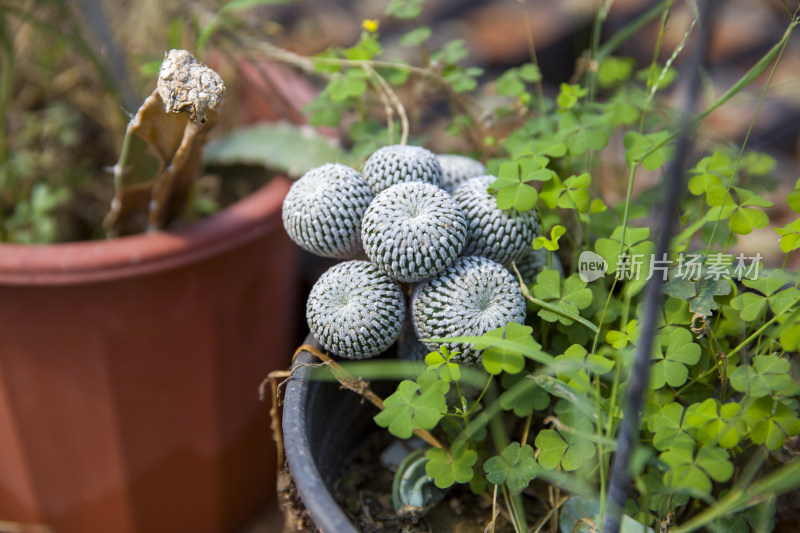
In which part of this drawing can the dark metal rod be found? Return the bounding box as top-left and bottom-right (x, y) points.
(602, 0), (714, 531)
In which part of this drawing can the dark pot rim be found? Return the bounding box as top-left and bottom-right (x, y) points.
(282, 336), (361, 533)
(0, 177), (291, 286)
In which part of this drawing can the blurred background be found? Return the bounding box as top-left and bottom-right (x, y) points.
(1, 1), (799, 531)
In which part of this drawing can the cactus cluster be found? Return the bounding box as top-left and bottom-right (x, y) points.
(283, 145), (540, 362)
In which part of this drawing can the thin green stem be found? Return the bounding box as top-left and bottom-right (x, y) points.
(703, 18), (794, 255)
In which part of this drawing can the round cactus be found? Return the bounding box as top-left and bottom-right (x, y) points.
(361, 182), (467, 283)
(452, 175), (540, 265)
(412, 256), (526, 364)
(307, 261), (406, 359)
(436, 154), (487, 193)
(282, 164), (373, 259)
(362, 145), (443, 194)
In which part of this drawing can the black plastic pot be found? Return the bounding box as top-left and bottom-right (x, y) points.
(282, 335), (381, 532)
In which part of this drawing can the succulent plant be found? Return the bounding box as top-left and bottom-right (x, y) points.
(512, 247), (564, 285)
(436, 154), (487, 193)
(452, 175), (540, 265)
(306, 261), (406, 359)
(412, 256), (526, 363)
(362, 145), (443, 194)
(361, 182), (467, 283)
(282, 163), (373, 259)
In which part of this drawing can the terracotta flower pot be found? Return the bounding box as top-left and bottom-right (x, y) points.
(0, 177), (299, 533)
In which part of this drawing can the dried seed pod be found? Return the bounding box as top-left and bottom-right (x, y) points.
(307, 261), (406, 359)
(361, 182), (466, 283)
(157, 49), (224, 123)
(453, 175), (540, 265)
(362, 145), (443, 195)
(436, 154), (487, 193)
(282, 164), (373, 259)
(412, 256), (526, 363)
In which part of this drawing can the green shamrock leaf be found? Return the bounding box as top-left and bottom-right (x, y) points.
(646, 402), (695, 451)
(374, 379), (448, 438)
(557, 83), (588, 109)
(594, 225), (655, 287)
(535, 414), (595, 471)
(650, 328), (701, 389)
(530, 270), (593, 326)
(688, 151), (734, 197)
(425, 440), (478, 489)
(744, 397), (800, 451)
(624, 130), (673, 171)
(532, 225), (566, 251)
(490, 156), (554, 211)
(553, 344), (614, 393)
(499, 372), (550, 416)
(400, 27), (431, 47)
(684, 398), (746, 449)
(606, 319), (637, 349)
(661, 441), (733, 495)
(597, 56), (635, 87)
(775, 218), (800, 253)
(425, 346), (461, 382)
(478, 323), (539, 375)
(484, 442), (538, 491)
(729, 354), (800, 399)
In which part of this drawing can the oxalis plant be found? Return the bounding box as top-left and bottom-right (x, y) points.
(270, 0), (800, 532)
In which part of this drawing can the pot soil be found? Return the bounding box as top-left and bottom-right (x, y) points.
(281, 338), (518, 533)
(0, 177), (299, 533)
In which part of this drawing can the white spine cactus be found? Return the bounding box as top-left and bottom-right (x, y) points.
(361, 182), (467, 283)
(412, 256), (526, 363)
(306, 261), (406, 359)
(437, 154), (487, 193)
(362, 145), (443, 194)
(452, 175), (540, 265)
(282, 164), (373, 259)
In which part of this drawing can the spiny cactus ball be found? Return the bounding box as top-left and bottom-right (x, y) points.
(362, 145), (443, 194)
(361, 182), (467, 283)
(412, 256), (526, 364)
(282, 164), (373, 259)
(436, 154), (488, 193)
(453, 175), (541, 265)
(307, 261), (406, 359)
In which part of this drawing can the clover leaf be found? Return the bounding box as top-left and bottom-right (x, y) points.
(478, 322), (539, 375)
(425, 440), (478, 489)
(734, 270), (800, 317)
(500, 372), (550, 416)
(490, 156), (554, 211)
(646, 402), (695, 451)
(624, 130), (673, 171)
(535, 414), (596, 471)
(484, 442), (538, 491)
(553, 344), (614, 392)
(374, 379), (448, 439)
(425, 346), (461, 382)
(531, 270), (593, 326)
(743, 397), (800, 451)
(730, 354), (800, 399)
(532, 225), (566, 251)
(684, 398), (746, 449)
(775, 218), (800, 253)
(650, 328), (701, 389)
(660, 441), (733, 495)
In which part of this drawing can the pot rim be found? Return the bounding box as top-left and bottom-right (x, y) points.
(283, 337), (360, 533)
(0, 177), (291, 286)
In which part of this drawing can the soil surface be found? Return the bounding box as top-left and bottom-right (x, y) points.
(279, 429), (522, 533)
